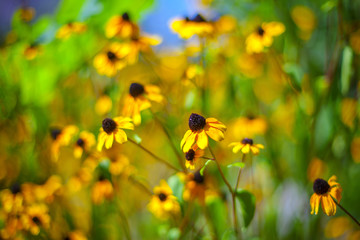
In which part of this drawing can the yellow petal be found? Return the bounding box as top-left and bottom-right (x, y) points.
(250, 146), (260, 155)
(182, 132), (196, 152)
(241, 144), (250, 154)
(310, 193), (320, 215)
(105, 134), (114, 149)
(97, 131), (107, 152)
(321, 195), (336, 216)
(196, 130), (208, 149)
(205, 127), (225, 142)
(115, 130), (127, 144)
(181, 130), (192, 149)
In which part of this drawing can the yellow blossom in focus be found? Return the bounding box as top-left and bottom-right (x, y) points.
(324, 216), (351, 238)
(91, 178), (113, 204)
(97, 117), (134, 151)
(310, 176), (342, 216)
(74, 131), (96, 158)
(93, 42), (131, 77)
(181, 113), (226, 152)
(291, 6), (316, 40)
(229, 138), (264, 155)
(184, 144), (205, 170)
(351, 137), (360, 163)
(122, 83), (163, 126)
(95, 95), (112, 116)
(245, 22), (285, 53)
(56, 22), (87, 39)
(341, 98), (357, 128)
(307, 158), (327, 182)
(105, 13), (139, 39)
(147, 180), (180, 220)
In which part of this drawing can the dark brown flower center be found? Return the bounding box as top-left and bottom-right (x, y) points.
(186, 149), (196, 161)
(189, 113), (206, 131)
(50, 128), (62, 140)
(122, 12), (130, 21)
(192, 14), (206, 22)
(107, 51), (117, 61)
(158, 193), (167, 201)
(10, 183), (21, 194)
(102, 118), (117, 134)
(129, 83), (145, 98)
(193, 171), (204, 184)
(76, 138), (85, 148)
(257, 26), (265, 36)
(241, 138), (253, 145)
(32, 216), (41, 225)
(313, 178), (330, 195)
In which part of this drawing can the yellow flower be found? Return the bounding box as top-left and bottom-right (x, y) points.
(109, 155), (132, 176)
(231, 116), (267, 138)
(127, 35), (162, 64)
(91, 178), (113, 204)
(105, 13), (139, 39)
(183, 171), (207, 204)
(122, 83), (163, 126)
(95, 95), (112, 116)
(236, 53), (264, 79)
(310, 176), (342, 216)
(74, 131), (96, 158)
(245, 22), (285, 53)
(93, 42), (130, 77)
(19, 7), (36, 22)
(1, 185), (24, 214)
(97, 117), (134, 151)
(65, 230), (88, 240)
(181, 113), (226, 152)
(170, 14), (214, 39)
(307, 158), (327, 182)
(21, 204), (50, 235)
(291, 5), (316, 40)
(50, 125), (78, 161)
(228, 138), (264, 155)
(213, 15), (236, 35)
(185, 145), (205, 170)
(56, 22), (87, 39)
(341, 98), (357, 128)
(147, 180), (180, 220)
(23, 44), (40, 60)
(324, 216), (351, 239)
(1, 215), (24, 239)
(181, 64), (203, 86)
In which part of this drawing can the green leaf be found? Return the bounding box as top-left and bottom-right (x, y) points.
(221, 229), (237, 240)
(167, 175), (184, 201)
(235, 189), (256, 228)
(341, 46), (353, 95)
(227, 162), (245, 169)
(206, 197), (228, 238)
(321, 0), (338, 12)
(200, 160), (213, 175)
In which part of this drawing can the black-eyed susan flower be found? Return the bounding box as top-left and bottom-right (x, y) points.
(56, 22), (87, 39)
(228, 138), (264, 155)
(180, 113), (226, 152)
(1, 214), (24, 239)
(245, 22), (285, 53)
(109, 155), (133, 176)
(74, 131), (96, 158)
(185, 145), (205, 170)
(91, 178), (113, 205)
(93, 42), (130, 77)
(310, 176), (342, 216)
(97, 117), (134, 151)
(95, 95), (112, 116)
(1, 184), (24, 214)
(50, 125), (78, 161)
(147, 180), (180, 220)
(122, 83), (163, 126)
(183, 171), (207, 204)
(21, 204), (50, 235)
(291, 6), (316, 40)
(231, 116), (268, 138)
(105, 12), (139, 39)
(126, 34), (162, 64)
(170, 14), (214, 39)
(23, 44), (40, 60)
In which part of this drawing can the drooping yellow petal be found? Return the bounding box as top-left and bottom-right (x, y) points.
(97, 131), (108, 151)
(115, 129), (127, 144)
(242, 144), (250, 154)
(250, 146), (260, 155)
(196, 130), (208, 149)
(182, 132), (197, 152)
(262, 22), (285, 36)
(206, 118), (227, 131)
(205, 127), (225, 141)
(105, 134), (114, 149)
(232, 143), (244, 153)
(310, 193), (320, 215)
(181, 130), (192, 149)
(321, 195), (336, 216)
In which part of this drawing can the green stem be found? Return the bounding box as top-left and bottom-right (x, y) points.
(331, 196), (360, 227)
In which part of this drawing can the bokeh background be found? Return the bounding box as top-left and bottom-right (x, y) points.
(1, 0), (360, 239)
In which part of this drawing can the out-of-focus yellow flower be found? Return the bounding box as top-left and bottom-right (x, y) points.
(91, 178), (113, 204)
(307, 158), (327, 182)
(93, 42), (131, 77)
(147, 180), (180, 220)
(1, 186), (23, 214)
(350, 30), (360, 54)
(348, 231), (360, 240)
(229, 138), (264, 155)
(231, 116), (267, 139)
(50, 125), (78, 162)
(324, 216), (351, 238)
(65, 230), (88, 240)
(21, 204), (50, 235)
(170, 14), (214, 39)
(97, 117), (134, 151)
(214, 15), (237, 34)
(0, 215), (23, 239)
(185, 144), (205, 170)
(19, 7), (35, 22)
(122, 83), (163, 126)
(109, 154), (133, 176)
(105, 13), (139, 39)
(183, 171), (207, 204)
(126, 35), (162, 64)
(310, 176), (342, 216)
(181, 113), (226, 152)
(74, 131), (96, 158)
(56, 22), (87, 39)
(95, 95), (112, 116)
(351, 137), (360, 163)
(23, 44), (40, 60)
(245, 22), (285, 53)
(341, 98), (357, 128)
(236, 53), (264, 78)
(181, 64), (203, 85)
(291, 5), (316, 40)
